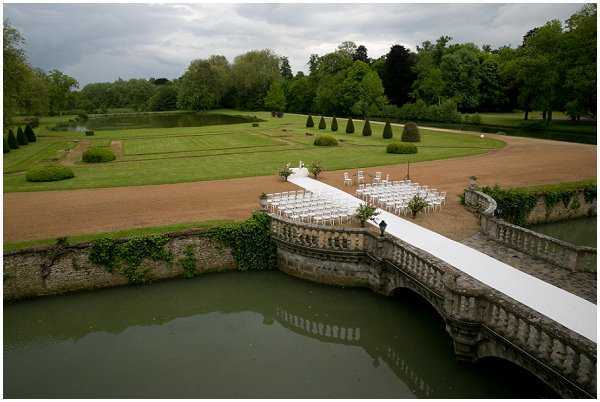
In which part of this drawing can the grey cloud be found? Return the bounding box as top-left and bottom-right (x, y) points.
(3, 3), (583, 85)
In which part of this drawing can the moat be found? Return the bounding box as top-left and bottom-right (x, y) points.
(4, 271), (557, 398)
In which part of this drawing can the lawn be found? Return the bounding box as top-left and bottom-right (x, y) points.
(3, 110), (505, 192)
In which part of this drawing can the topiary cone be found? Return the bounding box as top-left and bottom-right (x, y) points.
(346, 117), (355, 134)
(318, 116), (326, 130)
(306, 115), (314, 128)
(383, 121), (393, 139)
(25, 125), (36, 142)
(7, 129), (19, 149)
(362, 118), (372, 136)
(331, 116), (338, 132)
(401, 121), (421, 142)
(17, 127), (28, 145)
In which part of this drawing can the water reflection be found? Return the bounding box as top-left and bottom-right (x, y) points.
(4, 271), (556, 398)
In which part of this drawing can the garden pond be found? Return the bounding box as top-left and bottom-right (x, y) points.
(529, 217), (596, 248)
(4, 270), (557, 398)
(56, 112), (261, 131)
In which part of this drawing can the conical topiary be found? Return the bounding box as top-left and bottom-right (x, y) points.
(17, 127), (28, 145)
(306, 115), (314, 128)
(318, 116), (326, 130)
(402, 122), (421, 142)
(383, 121), (393, 139)
(362, 118), (372, 136)
(4, 137), (10, 153)
(346, 117), (355, 134)
(331, 116), (338, 132)
(7, 129), (18, 149)
(25, 125), (37, 142)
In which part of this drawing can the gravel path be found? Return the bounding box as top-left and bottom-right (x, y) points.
(4, 133), (596, 242)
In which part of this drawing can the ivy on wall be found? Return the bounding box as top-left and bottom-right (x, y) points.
(89, 235), (173, 283)
(179, 245), (197, 278)
(481, 185), (537, 225)
(207, 211), (277, 271)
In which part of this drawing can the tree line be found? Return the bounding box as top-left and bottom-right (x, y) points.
(3, 4), (596, 126)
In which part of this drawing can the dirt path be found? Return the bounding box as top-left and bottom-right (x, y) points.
(61, 140), (90, 166)
(4, 134), (596, 243)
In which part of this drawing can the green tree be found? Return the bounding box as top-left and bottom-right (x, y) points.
(264, 80), (286, 112)
(7, 129), (18, 149)
(331, 116), (338, 131)
(16, 126), (28, 145)
(25, 125), (36, 142)
(346, 117), (355, 134)
(382, 45), (417, 106)
(362, 118), (372, 136)
(286, 73), (315, 113)
(231, 49), (281, 109)
(439, 44), (482, 110)
(46, 69), (79, 115)
(177, 55), (231, 111)
(279, 56), (293, 80)
(318, 116), (326, 129)
(147, 85), (178, 111)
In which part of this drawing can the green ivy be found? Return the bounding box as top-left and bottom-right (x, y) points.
(207, 211), (277, 271)
(179, 245), (197, 278)
(583, 184), (597, 203)
(480, 185), (537, 225)
(89, 235), (173, 283)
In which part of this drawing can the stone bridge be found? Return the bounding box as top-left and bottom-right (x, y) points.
(270, 214), (597, 398)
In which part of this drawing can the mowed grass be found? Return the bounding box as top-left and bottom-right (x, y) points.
(465, 111), (596, 135)
(4, 110), (505, 192)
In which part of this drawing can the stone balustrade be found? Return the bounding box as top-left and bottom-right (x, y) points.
(269, 214), (597, 398)
(465, 188), (597, 272)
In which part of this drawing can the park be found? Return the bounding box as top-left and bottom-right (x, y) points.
(3, 3), (597, 399)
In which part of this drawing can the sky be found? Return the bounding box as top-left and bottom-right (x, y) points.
(4, 2), (585, 86)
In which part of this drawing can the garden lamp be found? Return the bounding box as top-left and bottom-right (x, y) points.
(379, 220), (387, 237)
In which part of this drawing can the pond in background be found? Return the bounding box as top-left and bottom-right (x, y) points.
(4, 271), (557, 398)
(529, 217), (597, 247)
(57, 112), (261, 131)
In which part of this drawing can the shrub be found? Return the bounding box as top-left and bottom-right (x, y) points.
(7, 129), (18, 149)
(383, 121), (393, 139)
(26, 165), (75, 182)
(387, 142), (418, 154)
(480, 185), (537, 225)
(408, 195), (429, 219)
(276, 111), (284, 118)
(25, 125), (36, 142)
(4, 137), (9, 153)
(82, 147), (116, 163)
(314, 134), (338, 147)
(331, 116), (338, 132)
(480, 126), (498, 133)
(306, 115), (314, 128)
(23, 116), (40, 128)
(308, 161), (323, 179)
(271, 111), (277, 117)
(252, 123), (259, 127)
(519, 120), (546, 131)
(362, 118), (372, 136)
(469, 114), (482, 125)
(318, 116), (326, 129)
(16, 127), (28, 145)
(77, 112), (89, 121)
(279, 163), (292, 181)
(85, 130), (95, 136)
(346, 117), (355, 134)
(355, 203), (379, 227)
(401, 122), (420, 142)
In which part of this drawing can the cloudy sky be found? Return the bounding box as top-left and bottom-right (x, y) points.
(4, 2), (584, 86)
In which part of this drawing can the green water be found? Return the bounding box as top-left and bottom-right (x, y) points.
(4, 271), (557, 398)
(529, 217), (597, 247)
(59, 112), (260, 131)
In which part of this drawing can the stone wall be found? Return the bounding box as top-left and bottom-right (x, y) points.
(270, 214), (597, 398)
(465, 188), (596, 272)
(528, 192), (596, 224)
(4, 230), (236, 301)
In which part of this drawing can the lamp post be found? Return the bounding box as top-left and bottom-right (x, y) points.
(378, 220), (387, 237)
(405, 161), (410, 180)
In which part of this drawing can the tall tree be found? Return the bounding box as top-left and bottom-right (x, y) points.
(177, 55), (231, 111)
(264, 80), (287, 111)
(353, 45), (369, 63)
(279, 56), (293, 80)
(46, 69), (78, 115)
(231, 49), (281, 109)
(382, 45), (417, 106)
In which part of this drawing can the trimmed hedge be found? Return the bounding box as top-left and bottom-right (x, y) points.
(362, 118), (372, 136)
(346, 117), (355, 134)
(331, 117), (338, 132)
(25, 125), (36, 142)
(318, 116), (326, 129)
(82, 147), (116, 163)
(402, 122), (421, 142)
(85, 130), (95, 136)
(26, 165), (75, 182)
(383, 121), (393, 139)
(3, 137), (9, 153)
(16, 127), (28, 145)
(306, 115), (314, 128)
(387, 142), (418, 154)
(314, 134), (338, 147)
(7, 129), (18, 149)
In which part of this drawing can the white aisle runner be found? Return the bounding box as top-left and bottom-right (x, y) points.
(289, 174), (597, 342)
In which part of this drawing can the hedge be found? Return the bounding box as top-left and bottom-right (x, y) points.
(383, 121), (393, 139)
(26, 165), (75, 182)
(402, 122), (421, 142)
(306, 115), (314, 128)
(25, 125), (37, 142)
(314, 134), (338, 146)
(362, 118), (372, 136)
(346, 117), (355, 134)
(82, 147), (116, 163)
(387, 142), (418, 154)
(331, 117), (338, 132)
(16, 127), (28, 146)
(318, 116), (326, 130)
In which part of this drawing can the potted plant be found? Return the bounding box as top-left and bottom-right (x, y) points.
(308, 161), (323, 179)
(355, 203), (380, 227)
(407, 195), (429, 219)
(259, 192), (268, 210)
(279, 163), (292, 181)
(469, 175), (478, 189)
